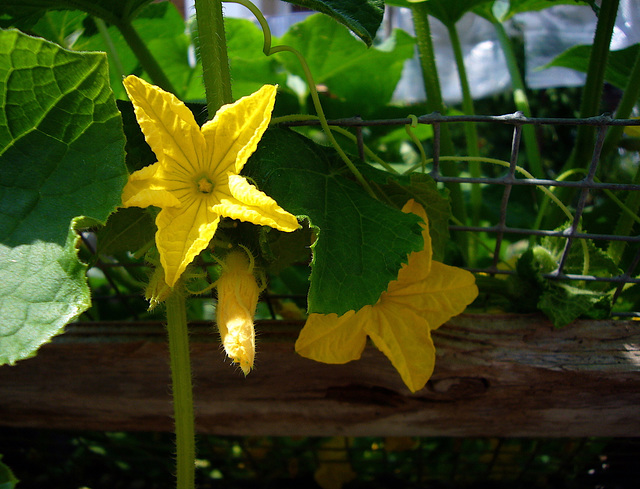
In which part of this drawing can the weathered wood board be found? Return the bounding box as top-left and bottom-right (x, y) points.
(1, 314), (639, 436)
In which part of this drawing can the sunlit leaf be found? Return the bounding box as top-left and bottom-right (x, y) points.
(281, 0), (384, 46)
(278, 13), (415, 117)
(0, 30), (127, 364)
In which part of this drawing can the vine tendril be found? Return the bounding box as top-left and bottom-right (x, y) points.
(225, 0), (377, 199)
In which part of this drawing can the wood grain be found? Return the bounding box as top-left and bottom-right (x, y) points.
(1, 314), (639, 436)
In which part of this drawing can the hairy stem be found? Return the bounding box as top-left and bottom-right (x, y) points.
(411, 2), (469, 261)
(196, 0), (233, 116)
(166, 288), (195, 489)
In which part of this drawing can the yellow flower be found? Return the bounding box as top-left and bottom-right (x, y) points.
(295, 199), (478, 392)
(215, 250), (261, 375)
(121, 75), (299, 287)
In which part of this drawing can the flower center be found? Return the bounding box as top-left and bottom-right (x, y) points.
(197, 176), (214, 194)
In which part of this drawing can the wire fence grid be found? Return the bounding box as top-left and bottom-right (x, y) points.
(82, 113), (640, 322)
(282, 112), (640, 318)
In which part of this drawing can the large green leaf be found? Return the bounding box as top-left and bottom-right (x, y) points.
(363, 170), (451, 261)
(278, 14), (415, 117)
(545, 43), (640, 91)
(0, 29), (127, 364)
(244, 128), (424, 315)
(281, 0), (384, 46)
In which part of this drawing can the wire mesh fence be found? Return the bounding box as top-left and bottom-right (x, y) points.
(280, 113), (640, 319)
(80, 113), (640, 322)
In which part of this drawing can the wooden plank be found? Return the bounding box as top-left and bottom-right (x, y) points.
(0, 314), (639, 436)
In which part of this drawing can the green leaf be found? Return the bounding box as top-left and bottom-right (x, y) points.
(362, 169), (451, 261)
(545, 43), (640, 91)
(513, 229), (621, 326)
(0, 29), (127, 364)
(540, 233), (621, 289)
(225, 18), (287, 100)
(538, 283), (611, 328)
(95, 207), (155, 256)
(244, 128), (424, 315)
(281, 0), (384, 46)
(278, 14), (415, 117)
(0, 455), (18, 489)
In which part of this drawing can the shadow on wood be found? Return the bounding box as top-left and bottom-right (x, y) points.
(1, 314), (639, 436)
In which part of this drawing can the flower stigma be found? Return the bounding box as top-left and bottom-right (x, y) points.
(197, 176), (214, 194)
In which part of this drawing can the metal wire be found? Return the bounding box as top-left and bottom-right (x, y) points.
(281, 111), (640, 316)
(85, 113), (640, 318)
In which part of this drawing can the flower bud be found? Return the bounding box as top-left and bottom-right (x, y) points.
(215, 250), (260, 375)
(145, 265), (172, 310)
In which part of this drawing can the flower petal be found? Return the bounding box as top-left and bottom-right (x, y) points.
(122, 162), (182, 208)
(399, 199), (432, 278)
(214, 174), (299, 232)
(123, 75), (206, 177)
(363, 303), (435, 393)
(154, 198), (221, 286)
(406, 261), (478, 330)
(295, 310), (368, 364)
(201, 84), (277, 175)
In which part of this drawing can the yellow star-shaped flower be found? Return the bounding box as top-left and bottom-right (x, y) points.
(121, 75), (299, 287)
(295, 199), (478, 392)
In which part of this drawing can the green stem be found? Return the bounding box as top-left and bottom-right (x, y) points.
(601, 46), (640, 159)
(226, 0), (377, 199)
(492, 20), (543, 178)
(447, 23), (481, 230)
(411, 2), (469, 262)
(608, 165), (640, 265)
(166, 288), (195, 489)
(196, 0), (233, 116)
(545, 0), (620, 228)
(115, 19), (177, 94)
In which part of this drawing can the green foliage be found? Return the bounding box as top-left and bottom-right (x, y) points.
(245, 128), (424, 315)
(546, 43), (640, 91)
(277, 13), (415, 117)
(281, 0), (385, 46)
(75, 2), (202, 100)
(362, 169), (451, 261)
(225, 18), (287, 99)
(514, 235), (621, 327)
(0, 29), (127, 364)
(0, 455), (18, 489)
